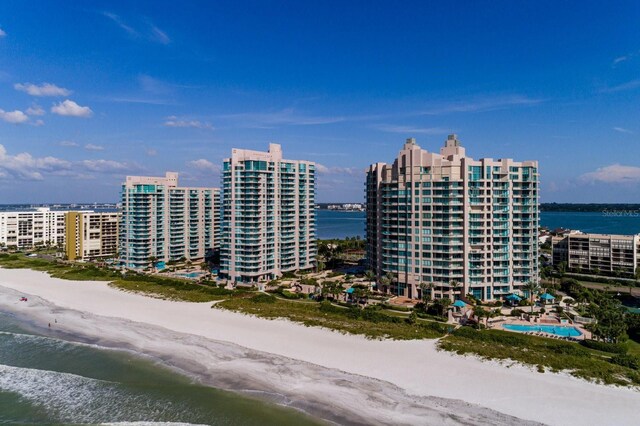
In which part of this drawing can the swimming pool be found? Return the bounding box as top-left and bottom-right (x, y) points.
(503, 324), (582, 337)
(177, 272), (201, 278)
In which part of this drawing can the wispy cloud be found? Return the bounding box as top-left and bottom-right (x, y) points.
(164, 116), (213, 129)
(15, 82), (71, 97)
(102, 12), (170, 44)
(102, 97), (176, 106)
(316, 164), (362, 176)
(26, 104), (45, 116)
(0, 109), (29, 124)
(598, 80), (640, 93)
(145, 148), (158, 157)
(51, 100), (93, 117)
(102, 12), (137, 36)
(375, 124), (452, 135)
(59, 141), (79, 147)
(613, 127), (633, 134)
(84, 144), (105, 151)
(420, 95), (543, 115)
(0, 28), (6, 38)
(188, 158), (220, 173)
(580, 164), (640, 184)
(217, 108), (345, 128)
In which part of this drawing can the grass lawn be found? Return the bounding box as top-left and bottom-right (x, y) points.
(439, 327), (640, 387)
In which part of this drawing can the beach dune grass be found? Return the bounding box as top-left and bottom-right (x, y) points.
(0, 253), (232, 303)
(439, 327), (640, 386)
(216, 296), (448, 340)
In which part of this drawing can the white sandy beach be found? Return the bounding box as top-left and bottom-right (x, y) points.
(1, 267), (639, 425)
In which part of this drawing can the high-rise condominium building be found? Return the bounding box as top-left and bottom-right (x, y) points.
(0, 208), (66, 249)
(119, 172), (219, 269)
(65, 211), (119, 261)
(220, 143), (316, 283)
(366, 135), (539, 301)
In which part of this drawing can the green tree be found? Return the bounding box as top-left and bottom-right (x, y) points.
(524, 281), (539, 313)
(474, 305), (488, 328)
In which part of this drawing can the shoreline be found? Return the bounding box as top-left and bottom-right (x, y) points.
(0, 267), (639, 425)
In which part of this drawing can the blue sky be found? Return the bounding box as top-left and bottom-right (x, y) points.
(0, 1), (639, 203)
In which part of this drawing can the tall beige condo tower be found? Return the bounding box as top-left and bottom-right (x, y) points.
(220, 144), (316, 283)
(119, 172), (219, 269)
(366, 135), (539, 301)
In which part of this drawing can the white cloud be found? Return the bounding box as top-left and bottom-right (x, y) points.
(79, 159), (134, 173)
(145, 148), (158, 156)
(613, 127), (633, 134)
(580, 164), (640, 184)
(26, 105), (45, 116)
(51, 100), (93, 117)
(375, 125), (451, 135)
(164, 116), (213, 129)
(32, 119), (44, 127)
(188, 158), (220, 173)
(0, 144), (141, 181)
(316, 163), (362, 176)
(0, 28), (6, 37)
(613, 56), (629, 65)
(15, 82), (71, 97)
(0, 144), (72, 180)
(84, 144), (105, 151)
(0, 109), (29, 124)
(60, 141), (79, 147)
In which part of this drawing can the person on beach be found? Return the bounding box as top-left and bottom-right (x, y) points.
(48, 323), (50, 328)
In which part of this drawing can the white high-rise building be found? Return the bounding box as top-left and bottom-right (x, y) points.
(0, 208), (67, 249)
(119, 172), (219, 269)
(220, 144), (316, 283)
(366, 135), (539, 301)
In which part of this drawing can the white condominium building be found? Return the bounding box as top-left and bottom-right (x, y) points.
(0, 208), (67, 249)
(366, 135), (539, 301)
(65, 211), (119, 261)
(119, 172), (219, 269)
(220, 143), (316, 283)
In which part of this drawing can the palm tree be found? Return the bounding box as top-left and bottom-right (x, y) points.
(384, 271), (396, 295)
(524, 281), (539, 313)
(148, 256), (158, 272)
(450, 280), (461, 301)
(419, 282), (428, 302)
(364, 270), (376, 288)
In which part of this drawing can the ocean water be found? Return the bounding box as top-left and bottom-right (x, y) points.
(316, 210), (640, 239)
(0, 311), (319, 425)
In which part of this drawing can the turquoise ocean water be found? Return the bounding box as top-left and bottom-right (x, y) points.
(0, 311), (319, 425)
(316, 210), (640, 239)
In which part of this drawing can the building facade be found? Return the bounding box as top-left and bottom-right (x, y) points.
(0, 208), (67, 249)
(65, 211), (119, 261)
(552, 232), (640, 276)
(220, 143), (316, 283)
(119, 172), (219, 269)
(366, 136), (539, 301)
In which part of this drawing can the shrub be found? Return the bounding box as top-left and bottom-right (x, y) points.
(250, 294), (276, 304)
(510, 308), (525, 316)
(580, 339), (627, 354)
(609, 354), (640, 370)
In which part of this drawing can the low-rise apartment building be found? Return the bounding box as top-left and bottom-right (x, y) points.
(0, 208), (67, 249)
(552, 232), (640, 276)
